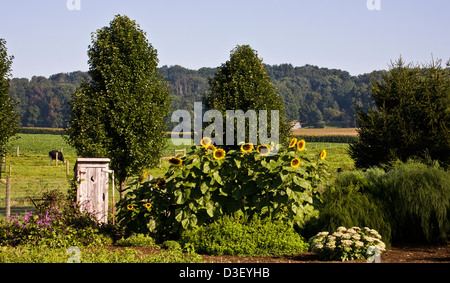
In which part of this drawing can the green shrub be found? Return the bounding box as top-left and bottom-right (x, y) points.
(0, 246), (203, 263)
(0, 205), (111, 248)
(307, 181), (392, 247)
(315, 160), (450, 244)
(162, 240), (182, 251)
(115, 234), (155, 247)
(180, 215), (309, 256)
(0, 189), (113, 248)
(379, 161), (450, 243)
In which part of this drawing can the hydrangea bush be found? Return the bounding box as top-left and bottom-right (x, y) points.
(309, 226), (386, 261)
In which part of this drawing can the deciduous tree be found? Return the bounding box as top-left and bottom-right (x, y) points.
(0, 38), (20, 156)
(204, 45), (290, 146)
(66, 15), (171, 198)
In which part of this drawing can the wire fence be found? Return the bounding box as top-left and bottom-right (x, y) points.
(0, 160), (72, 218)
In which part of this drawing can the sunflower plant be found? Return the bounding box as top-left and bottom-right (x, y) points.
(117, 137), (329, 239)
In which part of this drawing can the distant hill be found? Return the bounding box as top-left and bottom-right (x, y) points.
(8, 64), (383, 129)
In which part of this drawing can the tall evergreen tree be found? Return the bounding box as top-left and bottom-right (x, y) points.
(349, 58), (450, 168)
(66, 15), (171, 198)
(0, 38), (20, 156)
(204, 45), (290, 147)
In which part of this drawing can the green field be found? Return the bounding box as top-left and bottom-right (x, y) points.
(1, 134), (354, 216)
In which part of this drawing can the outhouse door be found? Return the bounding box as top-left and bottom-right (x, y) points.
(74, 158), (110, 223)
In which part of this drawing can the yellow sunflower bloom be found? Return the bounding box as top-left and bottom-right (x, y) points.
(240, 143), (254, 153)
(257, 145), (270, 156)
(168, 157), (182, 166)
(144, 203), (152, 209)
(291, 158), (301, 168)
(206, 144), (216, 152)
(297, 139), (306, 151)
(289, 138), (298, 148)
(201, 137), (212, 148)
(320, 149), (327, 160)
(213, 148), (226, 160)
(127, 204), (134, 210)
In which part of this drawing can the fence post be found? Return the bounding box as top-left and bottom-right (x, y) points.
(5, 165), (11, 221)
(55, 152), (58, 166)
(66, 160), (70, 177)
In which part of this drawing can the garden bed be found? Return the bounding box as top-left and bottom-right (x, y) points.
(200, 244), (449, 263)
(108, 243), (449, 263)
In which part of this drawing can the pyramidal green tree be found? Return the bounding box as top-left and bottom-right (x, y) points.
(204, 45), (291, 147)
(349, 58), (450, 168)
(0, 38), (20, 157)
(66, 15), (171, 198)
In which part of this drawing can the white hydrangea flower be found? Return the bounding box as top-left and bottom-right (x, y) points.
(337, 226), (347, 232)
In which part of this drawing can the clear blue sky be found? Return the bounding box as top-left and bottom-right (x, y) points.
(1, 0), (449, 79)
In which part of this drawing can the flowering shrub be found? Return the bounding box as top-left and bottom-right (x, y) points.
(0, 203), (110, 248)
(117, 138), (329, 238)
(309, 226), (386, 261)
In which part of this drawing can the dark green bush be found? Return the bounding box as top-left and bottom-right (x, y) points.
(378, 161), (450, 243)
(314, 160), (450, 245)
(349, 59), (450, 169)
(115, 234), (155, 247)
(180, 215), (309, 256)
(306, 179), (392, 247)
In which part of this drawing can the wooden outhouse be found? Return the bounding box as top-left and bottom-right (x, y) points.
(74, 158), (111, 223)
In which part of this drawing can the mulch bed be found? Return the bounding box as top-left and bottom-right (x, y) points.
(202, 244), (450, 263)
(117, 243), (449, 263)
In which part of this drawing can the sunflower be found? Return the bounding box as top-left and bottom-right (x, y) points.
(201, 137), (212, 148)
(289, 138), (298, 148)
(291, 158), (301, 168)
(240, 143), (254, 153)
(213, 148), (226, 160)
(320, 149), (327, 160)
(206, 144), (216, 152)
(127, 204), (134, 211)
(168, 157), (182, 166)
(297, 139), (306, 151)
(144, 203), (152, 209)
(156, 178), (166, 188)
(257, 145), (270, 156)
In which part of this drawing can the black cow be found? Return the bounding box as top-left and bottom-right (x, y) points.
(49, 150), (65, 164)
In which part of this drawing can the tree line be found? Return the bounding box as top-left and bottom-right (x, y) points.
(9, 64), (382, 129)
